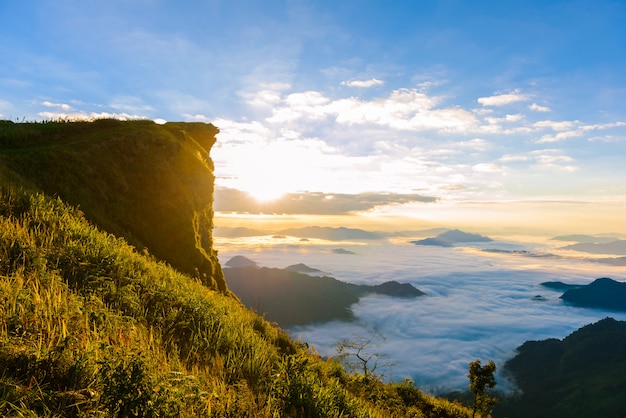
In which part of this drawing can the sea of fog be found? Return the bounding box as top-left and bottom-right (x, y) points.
(215, 234), (626, 393)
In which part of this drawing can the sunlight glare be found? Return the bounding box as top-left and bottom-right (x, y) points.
(245, 183), (286, 203)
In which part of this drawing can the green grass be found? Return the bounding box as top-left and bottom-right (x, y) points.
(0, 120), (479, 417)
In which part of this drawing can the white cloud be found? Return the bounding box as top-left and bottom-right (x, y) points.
(472, 163), (502, 173)
(581, 121), (626, 131)
(588, 134), (626, 143)
(42, 101), (71, 111)
(530, 149), (578, 171)
(341, 78), (385, 88)
(504, 113), (524, 122)
(484, 113), (525, 125)
(207, 83), (626, 202)
(241, 82), (291, 109)
(499, 154), (530, 163)
(536, 130), (583, 144)
(500, 149), (577, 172)
(109, 96), (155, 114)
(534, 121), (626, 143)
(210, 117), (273, 144)
(477, 90), (529, 107)
(266, 91), (332, 123)
(263, 87), (479, 132)
(533, 120), (578, 131)
(38, 111), (147, 121)
(529, 103), (551, 112)
(457, 138), (488, 151)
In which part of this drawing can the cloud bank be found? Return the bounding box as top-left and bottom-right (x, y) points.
(341, 78), (385, 88)
(216, 238), (626, 392)
(207, 82), (626, 207)
(214, 187), (437, 214)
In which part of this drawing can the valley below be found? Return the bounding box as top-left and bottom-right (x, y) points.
(215, 229), (626, 394)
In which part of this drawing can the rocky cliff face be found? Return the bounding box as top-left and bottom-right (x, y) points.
(0, 119), (225, 291)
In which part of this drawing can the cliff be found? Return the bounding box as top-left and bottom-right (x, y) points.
(0, 119), (225, 291)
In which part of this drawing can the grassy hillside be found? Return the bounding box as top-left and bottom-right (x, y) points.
(0, 119), (224, 291)
(0, 120), (476, 417)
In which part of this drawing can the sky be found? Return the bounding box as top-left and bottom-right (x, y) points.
(2, 0), (626, 233)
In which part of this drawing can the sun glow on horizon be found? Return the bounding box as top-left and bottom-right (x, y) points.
(244, 185), (287, 203)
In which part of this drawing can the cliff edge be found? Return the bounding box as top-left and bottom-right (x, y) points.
(0, 119), (225, 291)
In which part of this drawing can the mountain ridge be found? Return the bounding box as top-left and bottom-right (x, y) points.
(411, 229), (492, 247)
(223, 257), (425, 326)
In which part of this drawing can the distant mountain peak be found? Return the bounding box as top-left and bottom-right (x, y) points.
(411, 229), (492, 247)
(284, 263), (322, 273)
(279, 226), (384, 241)
(438, 229), (493, 242)
(561, 239), (626, 256)
(371, 281), (426, 297)
(224, 255), (258, 268)
(560, 277), (626, 311)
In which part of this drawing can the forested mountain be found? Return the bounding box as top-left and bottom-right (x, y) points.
(498, 318), (626, 418)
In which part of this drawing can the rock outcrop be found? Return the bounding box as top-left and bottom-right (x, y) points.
(0, 120), (225, 291)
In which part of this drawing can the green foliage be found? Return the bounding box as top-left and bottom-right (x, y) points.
(467, 360), (497, 418)
(499, 317), (626, 418)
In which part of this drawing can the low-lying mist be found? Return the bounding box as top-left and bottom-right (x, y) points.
(216, 235), (626, 393)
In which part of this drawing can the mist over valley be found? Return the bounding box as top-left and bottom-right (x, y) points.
(216, 227), (626, 393)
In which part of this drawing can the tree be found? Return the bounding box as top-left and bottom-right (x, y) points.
(468, 359), (497, 418)
(335, 331), (391, 379)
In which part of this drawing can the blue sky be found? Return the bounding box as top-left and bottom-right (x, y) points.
(2, 0), (626, 232)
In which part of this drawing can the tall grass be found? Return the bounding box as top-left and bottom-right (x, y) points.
(0, 162), (478, 416)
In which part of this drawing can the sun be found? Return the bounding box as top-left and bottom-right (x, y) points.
(245, 183), (287, 203)
(238, 168), (290, 203)
(216, 138), (306, 204)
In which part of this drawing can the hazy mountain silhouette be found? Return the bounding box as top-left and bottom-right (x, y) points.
(560, 278), (626, 311)
(551, 234), (617, 243)
(540, 281), (584, 291)
(284, 263), (323, 273)
(279, 226), (385, 240)
(223, 257), (425, 326)
(224, 255), (258, 268)
(332, 248), (356, 254)
(411, 229), (492, 247)
(213, 226), (268, 237)
(561, 239), (626, 255)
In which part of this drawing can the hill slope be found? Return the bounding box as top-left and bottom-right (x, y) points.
(224, 263), (425, 326)
(499, 318), (626, 418)
(0, 119), (224, 291)
(560, 277), (626, 311)
(0, 120), (474, 417)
